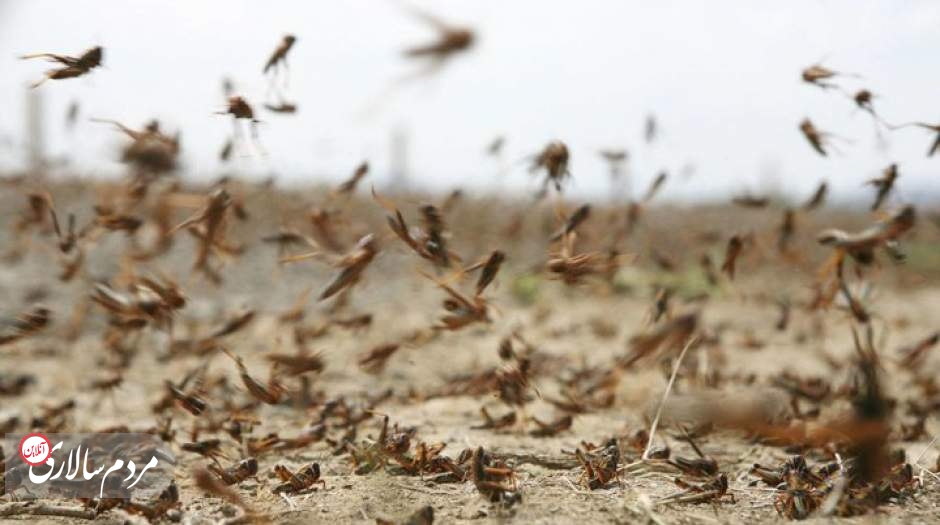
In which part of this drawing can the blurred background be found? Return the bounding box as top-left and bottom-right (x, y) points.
(1, 0), (938, 203)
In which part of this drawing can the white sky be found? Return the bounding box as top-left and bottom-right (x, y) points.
(1, 0), (938, 203)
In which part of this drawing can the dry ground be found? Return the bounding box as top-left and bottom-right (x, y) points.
(1, 178), (939, 524)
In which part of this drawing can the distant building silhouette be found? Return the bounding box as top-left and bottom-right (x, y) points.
(388, 126), (410, 193)
(25, 87), (46, 173)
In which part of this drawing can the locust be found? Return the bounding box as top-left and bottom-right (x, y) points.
(530, 141), (571, 193)
(393, 440), (468, 480)
(264, 349), (326, 377)
(732, 194), (769, 208)
(92, 206), (144, 233)
(854, 89), (875, 113)
(441, 188), (462, 214)
(373, 189), (458, 268)
(219, 137), (234, 162)
(217, 96), (263, 153)
(668, 433), (719, 478)
(154, 365), (208, 416)
(0, 373), (34, 396)
(866, 163), (898, 211)
(90, 274), (185, 331)
(263, 34), (297, 76)
(193, 467), (257, 517)
(14, 192), (54, 234)
(498, 336), (516, 361)
(575, 438), (620, 489)
(284, 233), (379, 301)
(358, 343), (402, 375)
(801, 63), (856, 89)
(470, 446), (520, 504)
(720, 234), (744, 279)
(208, 457), (258, 486)
(362, 7), (474, 111)
(799, 118), (832, 156)
(264, 230), (316, 263)
(487, 136), (505, 157)
(29, 399), (75, 432)
(889, 121), (940, 157)
(750, 458), (794, 487)
(223, 348), (285, 405)
(308, 207), (347, 253)
(0, 306), (52, 346)
(817, 205), (915, 268)
(419, 204), (452, 267)
(332, 313), (374, 331)
(548, 365), (618, 414)
(699, 254), (718, 286)
(851, 89), (888, 127)
(645, 114), (658, 143)
(803, 181), (828, 210)
(90, 372), (125, 393)
(463, 250), (506, 296)
(210, 310), (257, 340)
(550, 204), (590, 242)
(778, 208), (796, 253)
(48, 200), (79, 254)
(57, 244), (86, 282)
(182, 439), (224, 462)
(775, 297), (791, 331)
(345, 415), (416, 474)
(162, 379), (208, 416)
(771, 463), (825, 518)
(284, 225), (372, 287)
(472, 407), (517, 430)
(642, 172), (667, 202)
(529, 414), (573, 437)
(170, 188), (234, 283)
(897, 332), (939, 369)
(264, 101), (298, 114)
(402, 6), (474, 74)
(621, 312), (698, 368)
(649, 287), (672, 324)
(334, 161), (369, 196)
(65, 100), (80, 130)
(423, 270), (491, 331)
(547, 231), (614, 286)
(649, 249), (676, 272)
(659, 474), (732, 505)
(21, 46), (103, 88)
(491, 355), (533, 409)
(92, 118), (180, 175)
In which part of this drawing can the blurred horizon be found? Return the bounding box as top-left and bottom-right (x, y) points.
(1, 0), (939, 205)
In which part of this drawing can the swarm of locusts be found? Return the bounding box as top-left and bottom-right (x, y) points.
(3, 12), (940, 525)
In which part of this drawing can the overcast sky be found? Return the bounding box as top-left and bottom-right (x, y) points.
(1, 0), (938, 203)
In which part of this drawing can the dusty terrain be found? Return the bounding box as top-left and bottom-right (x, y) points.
(1, 178), (939, 524)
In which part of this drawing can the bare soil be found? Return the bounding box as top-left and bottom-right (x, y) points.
(1, 180), (938, 524)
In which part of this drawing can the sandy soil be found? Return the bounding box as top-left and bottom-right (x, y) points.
(1, 180), (939, 524)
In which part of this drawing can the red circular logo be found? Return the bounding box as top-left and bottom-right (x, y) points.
(19, 433), (52, 467)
